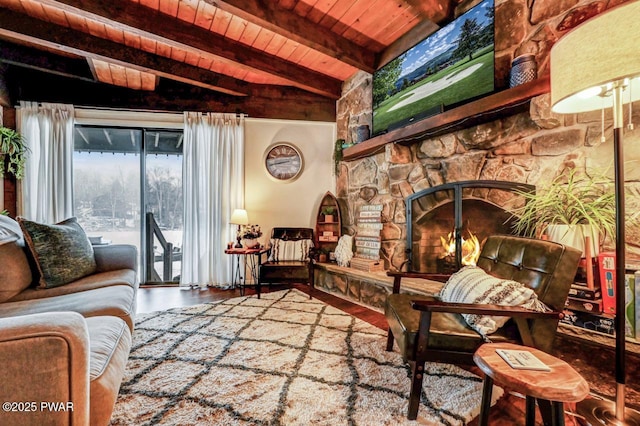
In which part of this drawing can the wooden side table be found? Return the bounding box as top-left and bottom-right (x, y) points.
(473, 342), (589, 426)
(224, 247), (268, 296)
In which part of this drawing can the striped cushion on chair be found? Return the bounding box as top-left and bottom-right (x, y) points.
(438, 266), (549, 337)
(268, 239), (314, 262)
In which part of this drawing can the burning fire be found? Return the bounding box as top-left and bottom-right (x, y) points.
(440, 230), (481, 266)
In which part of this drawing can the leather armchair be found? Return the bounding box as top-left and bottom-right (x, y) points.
(258, 227), (314, 298)
(384, 235), (581, 420)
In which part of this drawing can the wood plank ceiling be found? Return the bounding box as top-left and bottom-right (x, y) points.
(0, 0), (463, 121)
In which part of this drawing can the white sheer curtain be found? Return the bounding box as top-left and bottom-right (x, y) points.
(181, 112), (245, 288)
(18, 101), (75, 223)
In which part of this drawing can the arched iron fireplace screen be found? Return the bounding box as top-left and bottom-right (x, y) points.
(405, 180), (534, 273)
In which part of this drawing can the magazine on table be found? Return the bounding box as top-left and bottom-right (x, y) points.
(495, 349), (551, 371)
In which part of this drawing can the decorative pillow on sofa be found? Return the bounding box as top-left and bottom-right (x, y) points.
(0, 215), (33, 302)
(438, 265), (548, 337)
(268, 238), (314, 262)
(17, 216), (97, 289)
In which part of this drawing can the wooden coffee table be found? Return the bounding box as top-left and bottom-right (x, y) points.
(473, 342), (589, 426)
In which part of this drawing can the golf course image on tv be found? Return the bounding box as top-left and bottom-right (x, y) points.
(372, 0), (495, 136)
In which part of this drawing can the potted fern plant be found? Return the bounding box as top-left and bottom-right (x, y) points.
(511, 168), (615, 255)
(0, 127), (28, 179)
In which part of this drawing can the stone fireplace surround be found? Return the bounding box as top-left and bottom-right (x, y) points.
(335, 0), (640, 272)
(336, 92), (640, 272)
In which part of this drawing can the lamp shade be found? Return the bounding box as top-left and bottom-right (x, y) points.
(230, 209), (249, 225)
(550, 0), (640, 113)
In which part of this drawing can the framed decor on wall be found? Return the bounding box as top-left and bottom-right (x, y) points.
(264, 142), (303, 182)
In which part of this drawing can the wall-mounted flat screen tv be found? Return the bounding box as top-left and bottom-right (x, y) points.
(372, 0), (495, 137)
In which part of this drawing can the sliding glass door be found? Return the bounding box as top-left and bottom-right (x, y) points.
(73, 126), (183, 284)
(144, 130), (183, 283)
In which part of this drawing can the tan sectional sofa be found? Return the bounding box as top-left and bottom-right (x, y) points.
(0, 217), (138, 426)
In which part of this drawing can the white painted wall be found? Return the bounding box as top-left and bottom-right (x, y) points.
(244, 118), (336, 246)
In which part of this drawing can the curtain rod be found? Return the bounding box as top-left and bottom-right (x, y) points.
(14, 104), (247, 117)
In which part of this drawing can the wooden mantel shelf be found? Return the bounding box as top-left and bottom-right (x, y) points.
(343, 77), (550, 161)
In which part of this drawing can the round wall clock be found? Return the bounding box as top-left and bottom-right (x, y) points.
(264, 143), (303, 182)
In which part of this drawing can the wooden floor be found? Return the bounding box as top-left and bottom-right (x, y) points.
(136, 284), (635, 426)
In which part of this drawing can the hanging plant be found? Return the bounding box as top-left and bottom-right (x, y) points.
(0, 127), (28, 179)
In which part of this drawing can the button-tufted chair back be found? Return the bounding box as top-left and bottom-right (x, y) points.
(476, 235), (581, 352)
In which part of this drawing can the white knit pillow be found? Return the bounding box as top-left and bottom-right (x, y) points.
(268, 239), (313, 262)
(334, 235), (354, 267)
(438, 266), (548, 337)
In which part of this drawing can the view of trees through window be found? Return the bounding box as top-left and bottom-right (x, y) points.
(73, 126), (183, 283)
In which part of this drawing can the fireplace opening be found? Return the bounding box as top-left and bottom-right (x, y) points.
(406, 181), (533, 274)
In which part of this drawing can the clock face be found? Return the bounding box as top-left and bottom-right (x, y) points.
(265, 143), (303, 181)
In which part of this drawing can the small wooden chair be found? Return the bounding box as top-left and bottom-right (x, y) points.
(258, 227), (315, 298)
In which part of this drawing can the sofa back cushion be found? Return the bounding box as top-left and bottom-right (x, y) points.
(0, 216), (33, 302)
(18, 216), (97, 289)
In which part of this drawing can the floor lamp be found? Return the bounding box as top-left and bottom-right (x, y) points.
(550, 1), (640, 424)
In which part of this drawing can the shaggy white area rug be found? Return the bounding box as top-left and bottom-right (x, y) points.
(110, 289), (503, 425)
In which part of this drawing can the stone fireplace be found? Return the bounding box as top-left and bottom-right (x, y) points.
(406, 180), (533, 273)
(335, 1), (640, 273)
(336, 91), (640, 272)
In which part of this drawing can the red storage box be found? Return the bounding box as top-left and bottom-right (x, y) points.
(598, 251), (616, 314)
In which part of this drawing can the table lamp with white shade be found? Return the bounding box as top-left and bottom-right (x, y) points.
(230, 208), (249, 248)
(550, 1), (640, 424)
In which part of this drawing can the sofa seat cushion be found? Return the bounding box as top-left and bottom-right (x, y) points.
(7, 269), (138, 302)
(0, 285), (136, 331)
(385, 293), (517, 361)
(85, 316), (131, 426)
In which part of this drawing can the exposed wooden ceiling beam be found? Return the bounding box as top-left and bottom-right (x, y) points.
(0, 40), (96, 83)
(35, 0), (341, 98)
(202, 0), (376, 73)
(0, 10), (251, 97)
(0, 22), (336, 112)
(13, 68), (336, 122)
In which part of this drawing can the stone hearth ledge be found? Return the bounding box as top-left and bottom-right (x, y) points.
(313, 264), (640, 356)
(313, 263), (444, 313)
